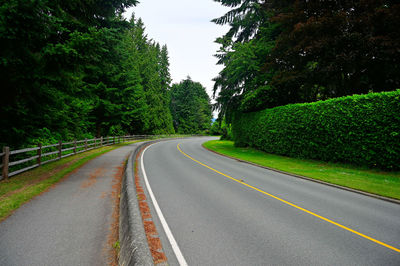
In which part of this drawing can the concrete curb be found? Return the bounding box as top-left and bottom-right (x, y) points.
(202, 144), (400, 205)
(119, 138), (191, 265)
(119, 141), (157, 266)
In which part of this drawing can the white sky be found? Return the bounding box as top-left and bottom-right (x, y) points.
(124, 0), (230, 114)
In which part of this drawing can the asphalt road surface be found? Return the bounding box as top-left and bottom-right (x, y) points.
(0, 143), (138, 266)
(140, 137), (400, 265)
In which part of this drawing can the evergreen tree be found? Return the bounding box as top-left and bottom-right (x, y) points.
(212, 0), (400, 119)
(159, 45), (172, 91)
(118, 18), (150, 134)
(0, 1), (176, 148)
(170, 78), (212, 134)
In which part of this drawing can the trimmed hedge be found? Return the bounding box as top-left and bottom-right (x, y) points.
(232, 90), (400, 170)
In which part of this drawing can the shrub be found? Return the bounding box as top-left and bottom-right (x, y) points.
(232, 90), (400, 170)
(220, 120), (233, 140)
(209, 121), (222, 136)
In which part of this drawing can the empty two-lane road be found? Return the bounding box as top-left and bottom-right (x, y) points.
(140, 137), (400, 265)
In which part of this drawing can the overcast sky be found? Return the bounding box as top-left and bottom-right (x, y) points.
(124, 0), (229, 110)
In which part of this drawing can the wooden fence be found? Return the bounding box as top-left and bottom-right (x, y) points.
(0, 135), (163, 180)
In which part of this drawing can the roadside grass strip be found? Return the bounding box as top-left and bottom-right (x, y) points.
(203, 140), (400, 200)
(178, 143), (400, 254)
(0, 141), (143, 222)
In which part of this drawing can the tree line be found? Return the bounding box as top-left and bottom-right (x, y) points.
(170, 78), (212, 134)
(212, 0), (400, 119)
(0, 0), (212, 149)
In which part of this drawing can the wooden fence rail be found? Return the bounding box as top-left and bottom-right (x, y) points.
(0, 135), (163, 181)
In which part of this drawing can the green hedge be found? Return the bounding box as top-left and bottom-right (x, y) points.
(232, 90), (400, 170)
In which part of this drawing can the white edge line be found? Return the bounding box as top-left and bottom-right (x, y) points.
(141, 144), (188, 266)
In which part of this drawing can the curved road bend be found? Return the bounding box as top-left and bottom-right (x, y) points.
(140, 137), (400, 265)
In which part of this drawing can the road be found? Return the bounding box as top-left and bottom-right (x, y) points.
(0, 143), (139, 266)
(140, 137), (400, 265)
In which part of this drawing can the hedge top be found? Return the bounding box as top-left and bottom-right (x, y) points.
(232, 90), (400, 170)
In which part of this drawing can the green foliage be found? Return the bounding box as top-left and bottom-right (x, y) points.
(212, 2), (279, 118)
(212, 0), (265, 43)
(232, 90), (400, 170)
(0, 1), (174, 149)
(209, 118), (233, 139)
(26, 128), (63, 147)
(209, 121), (223, 136)
(212, 1), (400, 119)
(99, 18), (174, 136)
(170, 78), (212, 134)
(216, 119), (233, 140)
(268, 1), (400, 101)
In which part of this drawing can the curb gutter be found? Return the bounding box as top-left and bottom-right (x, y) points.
(119, 141), (157, 266)
(119, 137), (190, 265)
(202, 145), (400, 205)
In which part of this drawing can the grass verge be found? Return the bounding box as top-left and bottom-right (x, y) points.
(0, 140), (144, 222)
(203, 140), (400, 200)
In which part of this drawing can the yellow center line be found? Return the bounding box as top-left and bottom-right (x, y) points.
(177, 143), (400, 254)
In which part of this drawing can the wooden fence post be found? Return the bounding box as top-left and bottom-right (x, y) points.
(74, 139), (77, 154)
(58, 141), (62, 159)
(37, 143), (42, 166)
(2, 146), (9, 180)
(100, 137), (103, 147)
(84, 138), (88, 150)
(113, 136), (115, 145)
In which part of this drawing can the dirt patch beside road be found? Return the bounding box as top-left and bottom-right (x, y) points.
(135, 147), (168, 264)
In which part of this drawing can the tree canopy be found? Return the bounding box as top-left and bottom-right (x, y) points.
(213, 0), (400, 118)
(0, 0), (174, 148)
(170, 78), (212, 134)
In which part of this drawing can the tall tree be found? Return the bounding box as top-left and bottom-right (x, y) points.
(158, 44), (172, 90)
(170, 78), (212, 134)
(212, 0), (281, 118)
(117, 18), (150, 134)
(133, 19), (174, 134)
(0, 0), (177, 148)
(212, 0), (400, 119)
(268, 0), (400, 100)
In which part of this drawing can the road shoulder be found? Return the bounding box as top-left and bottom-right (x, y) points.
(202, 141), (400, 205)
(0, 143), (137, 265)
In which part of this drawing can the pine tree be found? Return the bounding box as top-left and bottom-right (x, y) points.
(170, 78), (212, 134)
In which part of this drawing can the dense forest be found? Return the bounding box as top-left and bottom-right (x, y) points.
(0, 1), (212, 149)
(170, 78), (212, 134)
(212, 0), (400, 118)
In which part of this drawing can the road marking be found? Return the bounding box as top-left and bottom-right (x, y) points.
(141, 144), (188, 266)
(177, 143), (400, 254)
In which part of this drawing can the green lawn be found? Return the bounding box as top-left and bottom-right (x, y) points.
(203, 140), (400, 200)
(0, 140), (144, 221)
